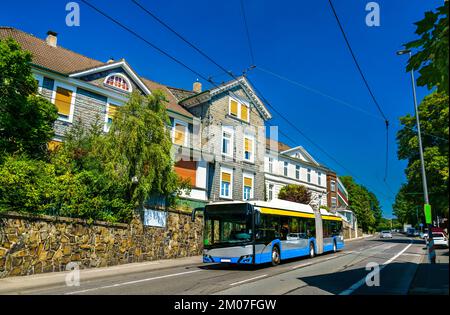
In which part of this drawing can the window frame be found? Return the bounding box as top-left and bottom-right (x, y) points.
(307, 168), (312, 183)
(243, 134), (255, 163)
(331, 196), (337, 208)
(103, 73), (133, 93)
(51, 81), (76, 123)
(318, 172), (322, 186)
(220, 167), (233, 199)
(172, 119), (189, 147)
(268, 157), (273, 173)
(242, 172), (254, 201)
(295, 165), (300, 180)
(330, 180), (336, 192)
(221, 126), (234, 157)
(228, 96), (250, 122)
(104, 99), (122, 132)
(283, 161), (289, 177)
(268, 184), (274, 201)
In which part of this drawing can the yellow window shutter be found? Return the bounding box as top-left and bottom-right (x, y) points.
(54, 87), (72, 116)
(222, 172), (231, 183)
(108, 105), (119, 119)
(174, 123), (185, 145)
(230, 99), (238, 116)
(244, 177), (253, 187)
(241, 105), (248, 121)
(48, 140), (61, 152)
(245, 138), (253, 152)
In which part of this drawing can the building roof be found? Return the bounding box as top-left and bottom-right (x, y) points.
(266, 138), (291, 152)
(167, 86), (197, 102)
(0, 27), (193, 118)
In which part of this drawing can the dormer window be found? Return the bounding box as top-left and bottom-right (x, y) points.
(104, 74), (132, 93)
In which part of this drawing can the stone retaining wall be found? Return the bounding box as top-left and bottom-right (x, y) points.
(0, 210), (203, 278)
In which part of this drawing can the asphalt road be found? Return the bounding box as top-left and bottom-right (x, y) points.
(8, 234), (436, 295)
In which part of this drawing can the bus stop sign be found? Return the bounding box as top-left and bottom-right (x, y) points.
(424, 204), (432, 225)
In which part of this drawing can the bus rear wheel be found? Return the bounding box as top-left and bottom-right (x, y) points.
(309, 243), (315, 258)
(271, 246), (280, 266)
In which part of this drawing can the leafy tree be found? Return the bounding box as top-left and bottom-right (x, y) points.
(396, 92), (449, 219)
(339, 176), (379, 232)
(278, 184), (312, 204)
(105, 91), (189, 209)
(0, 38), (58, 159)
(404, 2), (449, 94)
(393, 184), (422, 226)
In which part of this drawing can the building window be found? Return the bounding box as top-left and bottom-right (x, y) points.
(268, 157), (273, 173)
(55, 87), (72, 119)
(318, 172), (322, 186)
(331, 180), (336, 192)
(52, 84), (75, 122)
(105, 102), (120, 132)
(243, 135), (254, 162)
(295, 165), (300, 180)
(268, 184), (274, 201)
(307, 169), (311, 183)
(172, 120), (188, 146)
(243, 174), (254, 201)
(104, 74), (132, 93)
(331, 197), (337, 208)
(228, 97), (250, 122)
(220, 169), (233, 199)
(284, 161), (289, 177)
(222, 127), (234, 157)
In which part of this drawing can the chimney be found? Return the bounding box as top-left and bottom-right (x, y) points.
(193, 80), (202, 93)
(46, 30), (58, 47)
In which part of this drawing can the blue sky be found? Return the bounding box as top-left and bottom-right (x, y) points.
(1, 0), (441, 218)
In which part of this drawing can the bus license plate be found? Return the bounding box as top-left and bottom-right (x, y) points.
(221, 259), (231, 263)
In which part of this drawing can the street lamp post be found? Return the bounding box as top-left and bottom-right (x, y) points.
(397, 49), (435, 263)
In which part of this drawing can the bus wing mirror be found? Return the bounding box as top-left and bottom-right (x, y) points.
(191, 207), (204, 222)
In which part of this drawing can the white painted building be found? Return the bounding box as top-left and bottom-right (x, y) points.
(265, 141), (328, 209)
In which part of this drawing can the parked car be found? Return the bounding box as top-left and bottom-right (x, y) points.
(380, 230), (393, 238)
(431, 232), (448, 248)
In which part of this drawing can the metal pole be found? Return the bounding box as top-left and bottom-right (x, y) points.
(409, 52), (429, 205)
(407, 51), (435, 263)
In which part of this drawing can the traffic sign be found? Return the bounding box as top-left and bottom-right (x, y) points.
(424, 204), (432, 225)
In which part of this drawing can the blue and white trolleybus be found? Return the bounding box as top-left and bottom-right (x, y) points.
(192, 199), (344, 266)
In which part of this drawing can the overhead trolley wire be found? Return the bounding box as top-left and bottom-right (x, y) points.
(81, 0), (396, 201)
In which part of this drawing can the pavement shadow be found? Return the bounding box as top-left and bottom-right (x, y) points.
(369, 238), (424, 245)
(297, 261), (448, 295)
(198, 250), (338, 271)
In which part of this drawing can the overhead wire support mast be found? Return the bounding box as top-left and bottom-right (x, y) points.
(328, 0), (391, 182)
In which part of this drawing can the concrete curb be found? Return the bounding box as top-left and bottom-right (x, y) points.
(0, 255), (203, 294)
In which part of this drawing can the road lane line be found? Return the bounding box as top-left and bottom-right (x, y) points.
(229, 274), (268, 286)
(65, 269), (202, 295)
(339, 239), (413, 295)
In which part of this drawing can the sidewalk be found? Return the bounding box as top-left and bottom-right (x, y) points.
(408, 247), (449, 295)
(0, 255), (202, 294)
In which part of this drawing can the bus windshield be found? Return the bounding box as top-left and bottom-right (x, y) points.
(204, 203), (252, 247)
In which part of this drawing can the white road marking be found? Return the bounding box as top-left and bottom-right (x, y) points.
(65, 269), (202, 295)
(339, 239), (413, 295)
(229, 274), (268, 286)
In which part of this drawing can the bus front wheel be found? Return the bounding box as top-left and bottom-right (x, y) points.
(271, 246), (280, 266)
(309, 243), (315, 258)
